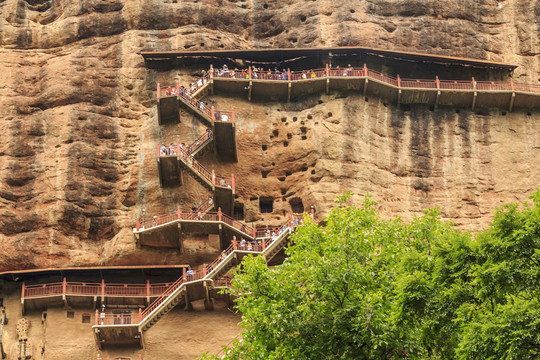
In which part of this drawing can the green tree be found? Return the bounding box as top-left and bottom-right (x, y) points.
(201, 190), (540, 360)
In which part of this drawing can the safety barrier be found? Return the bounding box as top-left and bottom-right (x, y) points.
(194, 64), (540, 95)
(139, 220), (294, 322)
(22, 279), (178, 299)
(95, 312), (141, 326)
(135, 208), (255, 237)
(156, 142), (234, 190)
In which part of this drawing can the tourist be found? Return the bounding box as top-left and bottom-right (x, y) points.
(302, 71), (307, 79)
(186, 267), (194, 281)
(169, 143), (175, 155)
(152, 216), (157, 227)
(166, 87), (171, 96)
(208, 196), (213, 206)
(160, 144), (167, 156)
(240, 238), (246, 249)
(247, 242), (253, 251)
(206, 128), (212, 139)
(311, 71), (316, 79)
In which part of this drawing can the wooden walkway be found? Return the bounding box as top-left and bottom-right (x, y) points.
(95, 223), (293, 348)
(205, 65), (540, 110)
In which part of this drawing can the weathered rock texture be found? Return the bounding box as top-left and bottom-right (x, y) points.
(0, 0), (539, 272)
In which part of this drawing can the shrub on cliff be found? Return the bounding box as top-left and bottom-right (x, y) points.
(202, 191), (540, 360)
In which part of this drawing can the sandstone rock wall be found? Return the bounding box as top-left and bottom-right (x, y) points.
(0, 0), (539, 270)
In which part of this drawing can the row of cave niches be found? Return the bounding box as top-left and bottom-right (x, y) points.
(232, 197), (304, 221)
(262, 114), (315, 150)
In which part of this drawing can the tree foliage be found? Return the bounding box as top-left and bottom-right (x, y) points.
(202, 191), (540, 360)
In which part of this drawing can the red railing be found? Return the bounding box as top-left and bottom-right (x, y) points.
(475, 81), (512, 91)
(136, 208), (255, 237)
(189, 130), (213, 155)
(114, 219), (295, 328)
(400, 78), (438, 89)
(156, 143), (233, 189)
(23, 280), (178, 299)
(203, 65), (540, 95)
(24, 283), (63, 297)
(95, 313), (141, 326)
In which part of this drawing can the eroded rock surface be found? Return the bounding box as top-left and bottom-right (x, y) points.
(0, 0), (539, 271)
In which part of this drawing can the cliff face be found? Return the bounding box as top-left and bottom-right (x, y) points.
(0, 0), (539, 271)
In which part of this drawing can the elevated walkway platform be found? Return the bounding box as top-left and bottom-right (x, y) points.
(156, 144), (235, 215)
(21, 279), (181, 313)
(209, 65), (540, 111)
(156, 78), (238, 163)
(96, 222), (294, 348)
(134, 209), (275, 250)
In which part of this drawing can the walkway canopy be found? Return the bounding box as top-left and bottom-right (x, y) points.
(0, 265), (187, 282)
(140, 46), (517, 71)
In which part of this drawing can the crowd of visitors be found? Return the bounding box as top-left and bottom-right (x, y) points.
(212, 64), (358, 80)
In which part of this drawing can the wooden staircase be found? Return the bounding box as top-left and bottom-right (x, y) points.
(138, 227), (291, 334)
(95, 225), (293, 345)
(177, 93), (214, 127)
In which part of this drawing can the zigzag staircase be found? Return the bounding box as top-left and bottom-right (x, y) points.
(95, 224), (294, 346)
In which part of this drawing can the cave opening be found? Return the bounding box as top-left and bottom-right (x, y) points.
(289, 197), (304, 214)
(259, 197), (274, 213)
(233, 203), (245, 220)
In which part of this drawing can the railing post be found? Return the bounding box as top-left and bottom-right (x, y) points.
(95, 309), (99, 326)
(101, 279), (105, 297)
(510, 78), (514, 91)
(287, 68), (291, 81)
(139, 308), (142, 323)
(231, 174), (235, 190)
(363, 64), (368, 77)
(232, 236), (237, 250)
(182, 267), (187, 282)
(325, 64), (329, 77)
(136, 218), (140, 232)
(436, 76), (440, 89)
(203, 264), (207, 276)
(397, 74), (401, 88)
(262, 238), (265, 250)
(249, 66), (252, 79)
(157, 142), (160, 158)
(212, 170), (216, 184)
(252, 227), (256, 238)
(210, 64), (214, 78)
(472, 77), (476, 89)
(62, 277), (67, 295)
(177, 141), (180, 156)
(218, 207), (222, 221)
(157, 82), (160, 99)
(211, 106), (215, 121)
(231, 108), (235, 123)
(21, 281), (25, 299)
(177, 205), (181, 220)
